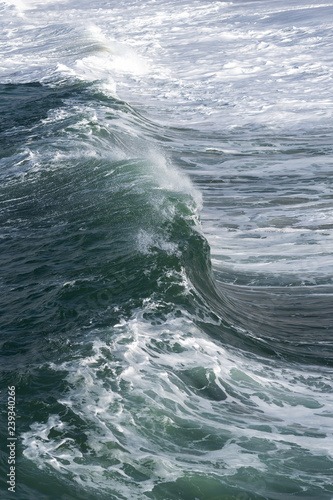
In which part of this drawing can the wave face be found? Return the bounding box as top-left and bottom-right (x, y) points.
(1, 1), (333, 499)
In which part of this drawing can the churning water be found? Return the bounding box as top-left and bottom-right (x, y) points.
(1, 0), (333, 499)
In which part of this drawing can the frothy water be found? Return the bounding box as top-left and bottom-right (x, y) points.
(1, 0), (333, 499)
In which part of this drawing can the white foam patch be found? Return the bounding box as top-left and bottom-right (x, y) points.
(2, 0), (333, 130)
(22, 305), (333, 496)
(136, 229), (180, 256)
(2, 0), (32, 15)
(0, 13), (149, 89)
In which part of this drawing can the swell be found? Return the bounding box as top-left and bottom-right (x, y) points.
(0, 81), (209, 359)
(1, 82), (332, 371)
(213, 281), (333, 365)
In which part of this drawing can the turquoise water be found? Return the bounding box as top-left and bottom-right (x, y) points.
(1, 1), (333, 499)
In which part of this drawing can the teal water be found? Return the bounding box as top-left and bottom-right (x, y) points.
(1, 1), (333, 498)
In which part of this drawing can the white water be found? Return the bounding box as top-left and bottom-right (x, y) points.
(22, 308), (333, 497)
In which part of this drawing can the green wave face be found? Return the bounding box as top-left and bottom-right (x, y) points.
(0, 82), (207, 336)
